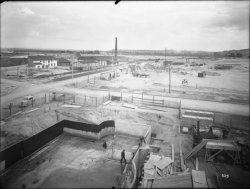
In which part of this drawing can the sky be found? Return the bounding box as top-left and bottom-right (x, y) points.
(1, 1), (249, 51)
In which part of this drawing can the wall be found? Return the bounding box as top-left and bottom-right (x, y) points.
(122, 125), (151, 188)
(0, 120), (115, 172)
(115, 120), (149, 137)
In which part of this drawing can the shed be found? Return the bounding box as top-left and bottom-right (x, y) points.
(198, 71), (206, 77)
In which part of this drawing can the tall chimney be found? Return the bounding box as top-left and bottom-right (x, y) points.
(114, 37), (117, 64)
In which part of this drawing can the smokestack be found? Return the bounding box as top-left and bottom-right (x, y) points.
(115, 37), (117, 64)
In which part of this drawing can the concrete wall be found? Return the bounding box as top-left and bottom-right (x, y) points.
(0, 120), (115, 172)
(115, 120), (149, 137)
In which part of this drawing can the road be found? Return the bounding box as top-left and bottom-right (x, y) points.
(1, 70), (249, 117)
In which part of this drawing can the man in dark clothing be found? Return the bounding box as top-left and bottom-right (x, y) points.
(103, 141), (107, 150)
(120, 149), (126, 164)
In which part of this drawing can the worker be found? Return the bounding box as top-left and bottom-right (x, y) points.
(120, 149), (126, 164)
(209, 127), (213, 135)
(139, 136), (146, 146)
(102, 141), (107, 150)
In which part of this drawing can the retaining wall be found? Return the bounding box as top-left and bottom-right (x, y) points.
(0, 120), (115, 172)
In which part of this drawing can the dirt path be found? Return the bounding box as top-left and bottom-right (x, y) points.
(1, 72), (249, 117)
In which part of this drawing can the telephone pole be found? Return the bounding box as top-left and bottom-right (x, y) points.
(71, 61), (74, 86)
(169, 62), (171, 93)
(114, 37), (117, 65)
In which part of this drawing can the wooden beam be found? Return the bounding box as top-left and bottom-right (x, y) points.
(179, 138), (186, 171)
(192, 170), (208, 188)
(172, 144), (174, 162)
(195, 157), (198, 170)
(207, 149), (223, 161)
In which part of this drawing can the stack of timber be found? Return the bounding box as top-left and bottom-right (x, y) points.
(151, 172), (193, 188)
(144, 153), (174, 179)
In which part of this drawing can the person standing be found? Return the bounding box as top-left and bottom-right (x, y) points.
(120, 149), (126, 164)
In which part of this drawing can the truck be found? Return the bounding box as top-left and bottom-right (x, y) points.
(19, 96), (34, 107)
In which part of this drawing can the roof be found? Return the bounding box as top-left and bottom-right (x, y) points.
(57, 58), (71, 64)
(28, 55), (55, 61)
(78, 55), (113, 61)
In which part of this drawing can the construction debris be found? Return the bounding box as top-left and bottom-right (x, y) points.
(144, 153), (174, 178)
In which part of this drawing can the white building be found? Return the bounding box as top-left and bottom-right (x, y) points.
(28, 55), (58, 68)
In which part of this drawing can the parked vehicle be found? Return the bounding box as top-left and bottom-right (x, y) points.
(19, 96), (34, 107)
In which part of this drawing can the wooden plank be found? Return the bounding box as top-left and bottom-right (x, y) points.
(61, 104), (81, 108)
(103, 100), (111, 106)
(192, 170), (208, 188)
(196, 157), (199, 170)
(179, 138), (186, 172)
(152, 173), (192, 188)
(152, 137), (164, 142)
(182, 115), (213, 121)
(122, 103), (137, 109)
(155, 157), (173, 170)
(206, 140), (239, 151)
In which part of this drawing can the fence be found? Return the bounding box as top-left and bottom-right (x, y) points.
(107, 92), (181, 109)
(1, 96), (47, 120)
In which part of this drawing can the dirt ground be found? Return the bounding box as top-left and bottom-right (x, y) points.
(70, 58), (249, 105)
(1, 134), (123, 188)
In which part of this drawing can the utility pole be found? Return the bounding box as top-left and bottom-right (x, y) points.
(114, 37), (117, 65)
(165, 48), (166, 61)
(169, 60), (171, 94)
(71, 61), (74, 87)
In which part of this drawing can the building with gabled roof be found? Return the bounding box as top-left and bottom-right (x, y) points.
(56, 58), (71, 67)
(28, 55), (57, 69)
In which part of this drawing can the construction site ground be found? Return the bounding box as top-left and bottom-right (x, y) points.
(185, 157), (250, 188)
(1, 133), (127, 188)
(1, 57), (249, 188)
(69, 58), (249, 105)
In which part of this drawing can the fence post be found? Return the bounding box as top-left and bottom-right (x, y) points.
(9, 103), (12, 116)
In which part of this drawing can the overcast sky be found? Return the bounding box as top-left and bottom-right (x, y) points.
(1, 1), (249, 51)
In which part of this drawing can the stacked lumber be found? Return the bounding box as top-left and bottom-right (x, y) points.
(144, 153), (174, 178)
(191, 170), (208, 188)
(152, 173), (192, 188)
